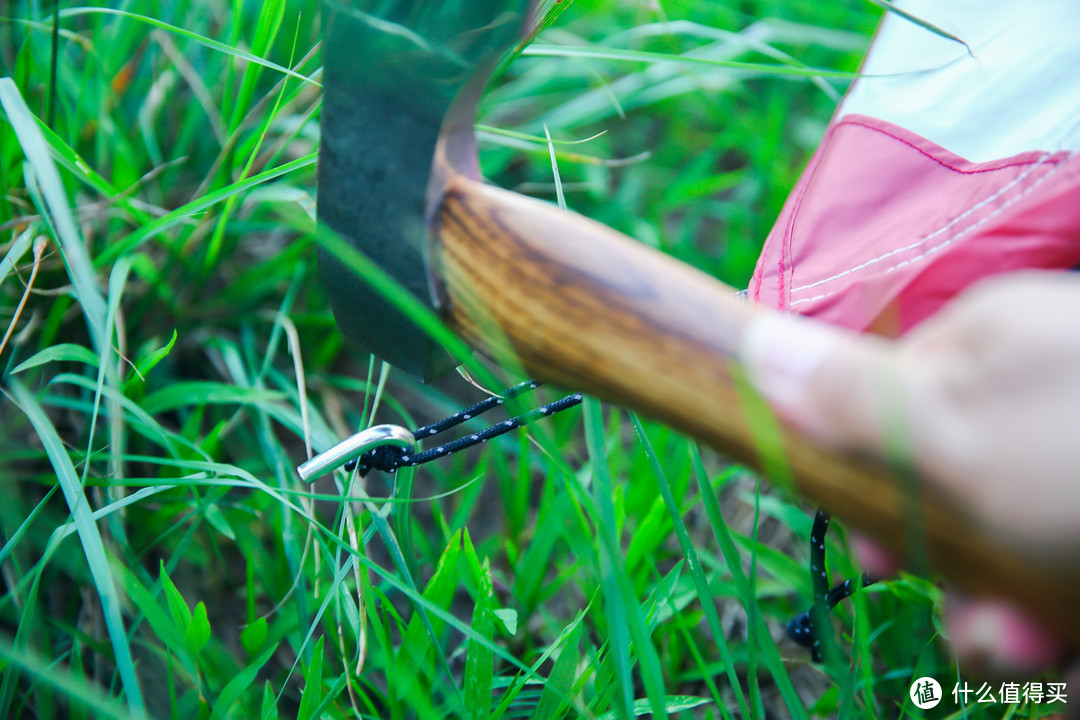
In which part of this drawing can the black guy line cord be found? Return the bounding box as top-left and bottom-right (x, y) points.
(788, 509), (881, 662)
(345, 379), (583, 476)
(345, 379), (877, 661)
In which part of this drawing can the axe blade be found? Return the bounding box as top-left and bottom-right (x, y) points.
(317, 0), (530, 380)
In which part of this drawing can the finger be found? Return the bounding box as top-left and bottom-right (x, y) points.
(739, 311), (908, 455)
(945, 592), (1065, 679)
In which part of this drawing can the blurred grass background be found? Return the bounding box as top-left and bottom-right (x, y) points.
(0, 0), (1026, 718)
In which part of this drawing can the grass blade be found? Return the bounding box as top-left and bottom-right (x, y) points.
(0, 228), (33, 285)
(863, 0), (973, 56)
(690, 444), (808, 720)
(7, 380), (147, 716)
(583, 398), (668, 720)
(0, 79), (108, 351)
(464, 550), (496, 720)
(629, 414), (747, 720)
(0, 635), (139, 720)
(523, 44), (859, 79)
(96, 152), (316, 266)
(58, 8), (319, 88)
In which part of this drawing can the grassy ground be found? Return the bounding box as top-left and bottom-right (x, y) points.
(0, 1), (1058, 718)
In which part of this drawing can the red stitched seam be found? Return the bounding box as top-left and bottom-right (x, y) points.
(777, 248), (787, 310)
(775, 150), (819, 309)
(778, 194), (797, 310)
(751, 242), (766, 301)
(840, 119), (1053, 175)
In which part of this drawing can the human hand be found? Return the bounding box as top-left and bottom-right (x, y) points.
(740, 270), (1080, 673)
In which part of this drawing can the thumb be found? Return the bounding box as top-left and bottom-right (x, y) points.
(739, 312), (911, 457)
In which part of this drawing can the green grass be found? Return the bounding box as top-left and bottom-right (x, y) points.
(0, 1), (1056, 719)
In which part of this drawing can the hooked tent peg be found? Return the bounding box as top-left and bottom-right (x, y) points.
(296, 424), (416, 483)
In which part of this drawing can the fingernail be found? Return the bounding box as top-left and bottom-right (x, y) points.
(740, 313), (841, 423)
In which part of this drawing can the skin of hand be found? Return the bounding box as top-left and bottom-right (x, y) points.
(739, 269), (1080, 674)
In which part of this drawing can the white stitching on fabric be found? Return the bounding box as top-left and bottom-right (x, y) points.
(790, 153), (1075, 306)
(881, 160), (1066, 272)
(788, 119), (1080, 299)
(790, 151), (1049, 293)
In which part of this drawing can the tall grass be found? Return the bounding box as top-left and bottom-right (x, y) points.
(0, 1), (1038, 718)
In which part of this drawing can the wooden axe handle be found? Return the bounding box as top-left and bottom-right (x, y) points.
(432, 174), (1080, 646)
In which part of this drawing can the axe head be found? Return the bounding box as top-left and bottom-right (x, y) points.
(317, 0), (531, 380)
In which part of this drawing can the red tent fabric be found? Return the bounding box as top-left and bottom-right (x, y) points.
(751, 1), (1080, 336)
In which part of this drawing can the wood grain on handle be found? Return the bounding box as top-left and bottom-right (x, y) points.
(432, 173), (1080, 646)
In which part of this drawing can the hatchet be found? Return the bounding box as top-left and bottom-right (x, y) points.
(316, 0), (1080, 645)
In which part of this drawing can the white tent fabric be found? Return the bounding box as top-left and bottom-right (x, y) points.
(841, 0), (1080, 162)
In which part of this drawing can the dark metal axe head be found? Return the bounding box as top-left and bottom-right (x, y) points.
(317, 0), (531, 380)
